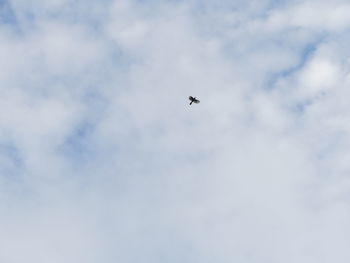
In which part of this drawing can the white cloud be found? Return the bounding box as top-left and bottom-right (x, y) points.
(1, 0), (350, 262)
(268, 0), (350, 32)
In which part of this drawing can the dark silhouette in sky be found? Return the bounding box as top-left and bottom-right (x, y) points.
(189, 96), (200, 105)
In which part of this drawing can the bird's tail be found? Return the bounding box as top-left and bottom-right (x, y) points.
(190, 101), (193, 105)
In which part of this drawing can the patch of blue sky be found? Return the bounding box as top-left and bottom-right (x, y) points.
(292, 90), (327, 115)
(293, 98), (314, 113)
(59, 121), (97, 166)
(0, 142), (23, 177)
(0, 0), (21, 33)
(6, 0), (114, 37)
(46, 1), (112, 31)
(0, 0), (16, 24)
(266, 34), (328, 90)
(191, 0), (290, 16)
(266, 0), (289, 9)
(58, 92), (109, 168)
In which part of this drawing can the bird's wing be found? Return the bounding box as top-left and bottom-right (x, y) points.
(194, 99), (200, 104)
(189, 96), (194, 100)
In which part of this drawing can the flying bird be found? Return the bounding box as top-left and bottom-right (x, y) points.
(189, 96), (200, 105)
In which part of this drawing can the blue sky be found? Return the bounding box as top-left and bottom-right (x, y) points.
(1, 0), (350, 262)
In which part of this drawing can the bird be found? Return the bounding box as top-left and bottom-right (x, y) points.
(189, 96), (200, 105)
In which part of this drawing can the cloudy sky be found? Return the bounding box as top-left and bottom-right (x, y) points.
(1, 0), (350, 262)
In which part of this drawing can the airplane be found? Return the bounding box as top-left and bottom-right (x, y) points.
(189, 96), (200, 105)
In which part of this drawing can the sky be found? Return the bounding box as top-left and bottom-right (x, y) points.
(1, 0), (350, 262)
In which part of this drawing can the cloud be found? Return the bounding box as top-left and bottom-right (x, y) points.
(1, 0), (350, 262)
(268, 0), (350, 32)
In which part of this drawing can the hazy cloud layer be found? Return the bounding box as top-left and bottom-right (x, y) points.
(1, 0), (350, 262)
